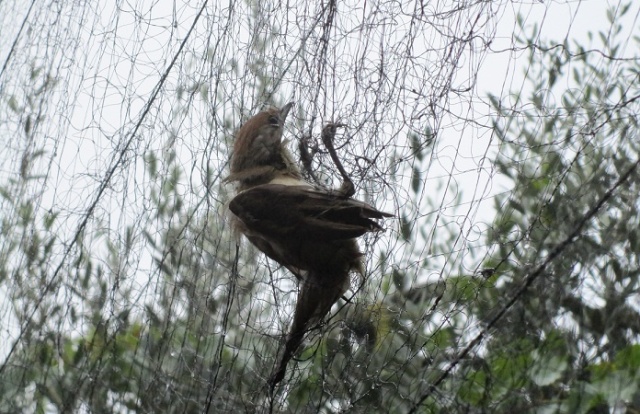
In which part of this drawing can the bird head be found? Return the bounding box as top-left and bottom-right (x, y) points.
(230, 102), (296, 176)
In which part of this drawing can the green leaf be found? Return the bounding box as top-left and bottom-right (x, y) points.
(614, 344), (640, 371)
(43, 211), (58, 230)
(400, 214), (411, 241)
(411, 166), (421, 194)
(146, 152), (158, 177)
(549, 67), (557, 88)
(529, 351), (567, 386)
(509, 199), (525, 214)
(392, 268), (405, 291)
(410, 133), (423, 161)
(7, 95), (19, 112)
(620, 2), (631, 16)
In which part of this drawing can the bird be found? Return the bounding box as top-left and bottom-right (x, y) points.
(226, 102), (392, 388)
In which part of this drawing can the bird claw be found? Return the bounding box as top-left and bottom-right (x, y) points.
(322, 123), (347, 141)
(337, 180), (355, 198)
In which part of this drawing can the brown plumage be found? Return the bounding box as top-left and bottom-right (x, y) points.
(226, 102), (391, 388)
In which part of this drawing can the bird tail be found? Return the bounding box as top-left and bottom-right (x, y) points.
(269, 272), (348, 389)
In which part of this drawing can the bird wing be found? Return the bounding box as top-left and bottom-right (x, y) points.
(229, 184), (392, 241)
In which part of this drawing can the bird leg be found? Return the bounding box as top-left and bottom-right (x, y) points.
(298, 133), (322, 185)
(321, 123), (355, 198)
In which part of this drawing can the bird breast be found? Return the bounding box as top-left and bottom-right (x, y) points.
(265, 175), (312, 188)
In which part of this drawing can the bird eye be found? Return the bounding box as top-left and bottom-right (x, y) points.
(268, 115), (280, 126)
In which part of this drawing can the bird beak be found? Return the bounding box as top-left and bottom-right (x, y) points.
(280, 102), (294, 122)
